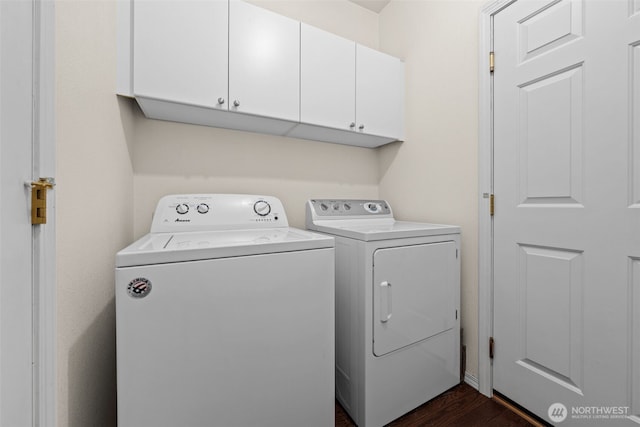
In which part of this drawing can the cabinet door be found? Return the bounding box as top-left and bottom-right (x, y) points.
(300, 24), (355, 130)
(229, 0), (300, 121)
(356, 45), (404, 139)
(133, 0), (228, 109)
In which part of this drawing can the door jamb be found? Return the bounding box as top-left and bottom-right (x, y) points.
(477, 0), (516, 398)
(33, 0), (56, 424)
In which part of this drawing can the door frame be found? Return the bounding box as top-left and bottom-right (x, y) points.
(477, 0), (515, 398)
(32, 0), (56, 424)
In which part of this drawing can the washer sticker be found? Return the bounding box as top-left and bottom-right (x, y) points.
(127, 278), (152, 298)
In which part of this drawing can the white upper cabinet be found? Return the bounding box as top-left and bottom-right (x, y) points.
(300, 23), (356, 131)
(133, 0), (228, 109)
(229, 0), (300, 122)
(120, 0), (404, 147)
(356, 44), (405, 139)
(300, 24), (404, 140)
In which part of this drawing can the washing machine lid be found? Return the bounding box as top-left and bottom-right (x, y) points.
(309, 219), (459, 241)
(116, 227), (334, 267)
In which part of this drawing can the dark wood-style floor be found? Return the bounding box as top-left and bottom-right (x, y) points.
(335, 383), (540, 427)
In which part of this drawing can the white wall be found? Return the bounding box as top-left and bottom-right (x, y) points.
(378, 0), (484, 380)
(132, 116), (380, 235)
(56, 1), (136, 426)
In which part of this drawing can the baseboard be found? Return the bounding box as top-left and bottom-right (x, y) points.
(464, 372), (479, 390)
(493, 393), (548, 427)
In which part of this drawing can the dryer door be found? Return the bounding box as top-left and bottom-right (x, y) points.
(373, 241), (456, 357)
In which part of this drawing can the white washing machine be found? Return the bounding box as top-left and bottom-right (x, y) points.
(116, 194), (335, 427)
(306, 199), (461, 427)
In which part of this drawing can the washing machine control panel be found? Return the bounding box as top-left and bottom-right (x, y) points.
(150, 194), (288, 233)
(308, 199), (392, 218)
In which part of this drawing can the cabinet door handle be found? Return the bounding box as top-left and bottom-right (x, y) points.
(233, 100), (240, 107)
(359, 124), (365, 131)
(349, 122), (356, 129)
(217, 97), (225, 105)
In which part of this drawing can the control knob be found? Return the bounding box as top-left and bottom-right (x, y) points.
(176, 203), (189, 215)
(364, 202), (380, 213)
(197, 203), (209, 214)
(254, 200), (271, 216)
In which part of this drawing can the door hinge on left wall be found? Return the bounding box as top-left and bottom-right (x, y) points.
(489, 51), (495, 73)
(31, 177), (55, 225)
(489, 336), (495, 359)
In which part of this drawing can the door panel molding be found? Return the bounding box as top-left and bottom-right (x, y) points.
(631, 43), (640, 208)
(517, 0), (583, 64)
(630, 257), (640, 419)
(517, 63), (584, 206)
(631, 0), (640, 17)
(516, 244), (584, 395)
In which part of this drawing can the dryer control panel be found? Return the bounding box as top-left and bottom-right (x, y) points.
(150, 194), (288, 233)
(307, 199), (393, 219)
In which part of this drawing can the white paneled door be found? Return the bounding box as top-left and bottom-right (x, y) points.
(0, 0), (34, 425)
(493, 0), (640, 425)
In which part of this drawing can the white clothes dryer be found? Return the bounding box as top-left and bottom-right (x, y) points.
(306, 199), (461, 427)
(116, 194), (335, 427)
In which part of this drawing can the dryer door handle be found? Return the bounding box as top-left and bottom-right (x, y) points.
(380, 281), (392, 323)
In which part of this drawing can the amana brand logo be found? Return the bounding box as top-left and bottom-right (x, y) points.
(548, 403), (568, 423)
(127, 278), (152, 298)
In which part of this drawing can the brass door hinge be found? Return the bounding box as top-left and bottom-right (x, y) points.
(490, 194), (495, 216)
(489, 336), (495, 359)
(489, 51), (495, 73)
(31, 178), (55, 225)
